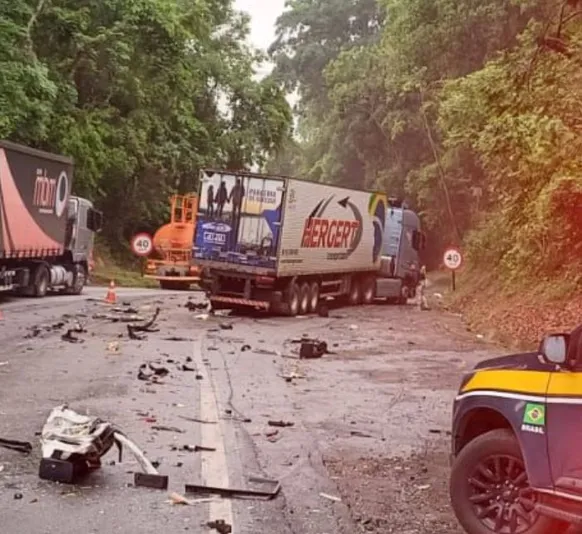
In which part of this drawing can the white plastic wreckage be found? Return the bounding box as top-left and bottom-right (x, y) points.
(39, 405), (161, 485)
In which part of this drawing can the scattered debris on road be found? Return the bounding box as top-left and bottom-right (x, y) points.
(0, 437), (32, 454)
(137, 363), (171, 381)
(185, 476), (281, 501)
(61, 321), (87, 343)
(320, 492), (341, 502)
(299, 339), (328, 359)
(151, 425), (185, 434)
(93, 312), (145, 323)
(38, 405), (160, 486)
(207, 519), (232, 534)
(268, 420), (294, 428)
(350, 430), (374, 439)
(177, 444), (216, 453)
(178, 415), (217, 425)
(127, 307), (161, 340)
(169, 492), (214, 506)
(112, 306), (139, 314)
(265, 429), (279, 442)
(134, 472), (169, 489)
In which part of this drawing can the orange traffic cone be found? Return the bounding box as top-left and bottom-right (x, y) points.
(104, 280), (117, 304)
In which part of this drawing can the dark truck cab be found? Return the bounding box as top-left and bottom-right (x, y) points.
(449, 329), (582, 534)
(0, 141), (102, 296)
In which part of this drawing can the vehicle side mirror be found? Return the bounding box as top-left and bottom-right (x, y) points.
(87, 208), (103, 233)
(539, 334), (569, 365)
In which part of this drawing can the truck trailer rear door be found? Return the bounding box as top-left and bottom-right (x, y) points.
(193, 170), (285, 270)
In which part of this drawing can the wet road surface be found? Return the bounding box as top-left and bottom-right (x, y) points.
(0, 289), (497, 533)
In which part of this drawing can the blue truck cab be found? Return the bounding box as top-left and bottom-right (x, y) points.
(375, 199), (426, 303)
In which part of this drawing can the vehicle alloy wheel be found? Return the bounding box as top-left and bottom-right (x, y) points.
(468, 453), (537, 533)
(450, 429), (567, 534)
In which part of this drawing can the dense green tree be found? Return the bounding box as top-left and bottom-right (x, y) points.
(270, 0), (579, 273)
(0, 0), (292, 247)
(269, 0), (384, 114)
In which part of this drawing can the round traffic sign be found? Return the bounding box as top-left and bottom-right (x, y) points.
(131, 232), (153, 256)
(443, 247), (463, 270)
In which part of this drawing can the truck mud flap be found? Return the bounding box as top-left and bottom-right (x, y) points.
(210, 296), (270, 310)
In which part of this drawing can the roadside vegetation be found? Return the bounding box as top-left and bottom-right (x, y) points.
(1, 0), (292, 253)
(90, 242), (157, 288)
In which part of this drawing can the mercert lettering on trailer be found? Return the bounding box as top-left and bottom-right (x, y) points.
(300, 195), (363, 261)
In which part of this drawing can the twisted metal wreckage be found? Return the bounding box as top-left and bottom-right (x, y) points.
(1, 404), (281, 499)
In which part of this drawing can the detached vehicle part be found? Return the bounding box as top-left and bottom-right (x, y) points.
(449, 327), (582, 534)
(39, 405), (160, 484)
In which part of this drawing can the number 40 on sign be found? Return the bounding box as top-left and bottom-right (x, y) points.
(443, 247), (463, 291)
(131, 233), (153, 257)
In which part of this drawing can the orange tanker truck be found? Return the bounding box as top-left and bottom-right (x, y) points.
(143, 194), (200, 290)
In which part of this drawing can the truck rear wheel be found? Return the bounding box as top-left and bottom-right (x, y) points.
(361, 276), (375, 304)
(299, 283), (310, 316)
(31, 264), (49, 298)
(284, 282), (300, 317)
(308, 282), (320, 313)
(450, 429), (568, 534)
(348, 278), (361, 306)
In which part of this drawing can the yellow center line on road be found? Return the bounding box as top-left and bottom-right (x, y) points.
(193, 337), (234, 530)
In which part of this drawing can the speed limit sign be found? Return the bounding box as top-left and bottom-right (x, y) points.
(131, 232), (153, 257)
(443, 247), (463, 270)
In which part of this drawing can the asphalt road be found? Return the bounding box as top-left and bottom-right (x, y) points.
(0, 288), (496, 534)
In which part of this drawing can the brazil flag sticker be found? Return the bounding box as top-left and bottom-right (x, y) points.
(523, 403), (546, 426)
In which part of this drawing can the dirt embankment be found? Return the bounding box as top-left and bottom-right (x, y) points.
(444, 270), (582, 349)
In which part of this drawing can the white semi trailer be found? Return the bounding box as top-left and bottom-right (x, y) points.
(193, 169), (425, 315)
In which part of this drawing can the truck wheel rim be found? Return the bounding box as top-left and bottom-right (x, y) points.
(468, 454), (538, 534)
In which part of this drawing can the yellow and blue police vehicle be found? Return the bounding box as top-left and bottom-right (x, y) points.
(450, 325), (582, 534)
